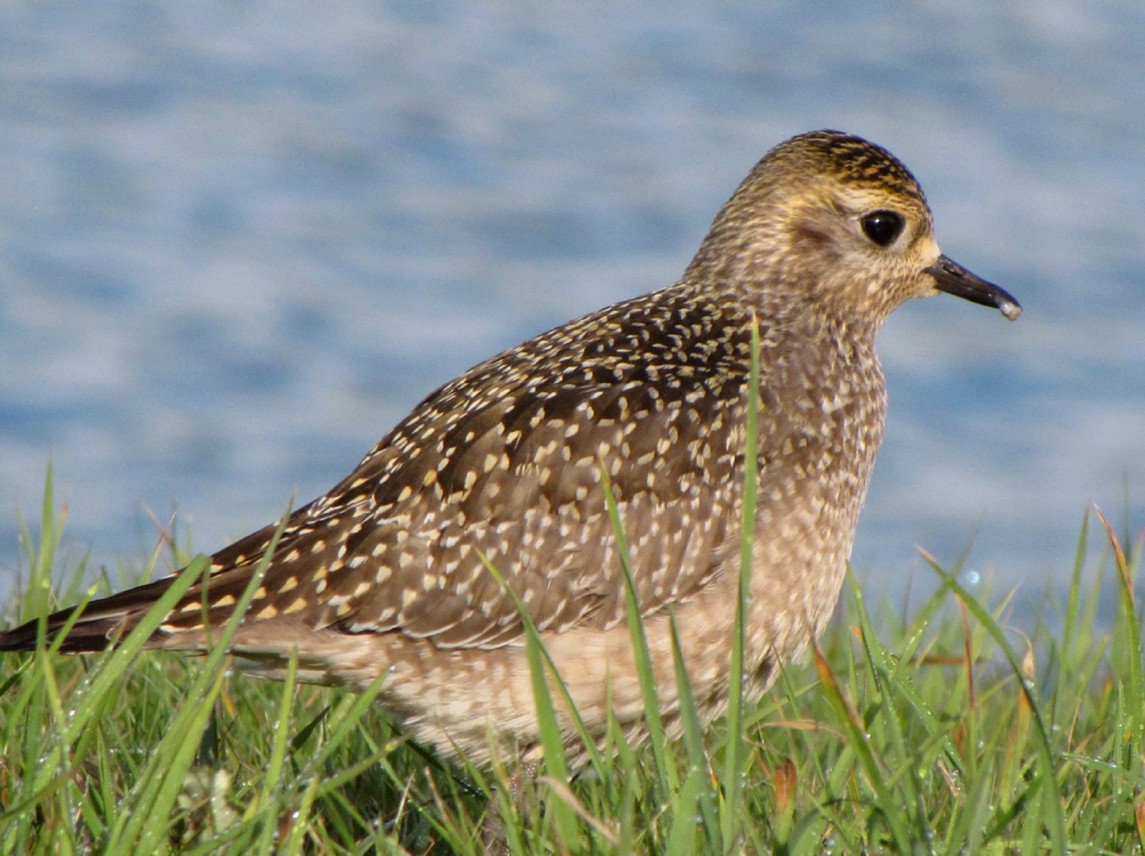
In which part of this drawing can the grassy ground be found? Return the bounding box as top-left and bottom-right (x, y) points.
(1, 474), (1143, 854)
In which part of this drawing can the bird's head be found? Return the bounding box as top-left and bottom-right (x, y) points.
(687, 129), (1021, 327)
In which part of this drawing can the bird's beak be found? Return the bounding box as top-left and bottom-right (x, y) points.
(926, 254), (1021, 320)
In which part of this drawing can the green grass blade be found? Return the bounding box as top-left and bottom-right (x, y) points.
(600, 464), (676, 793)
(665, 763), (705, 856)
(477, 552), (580, 849)
(924, 552), (1067, 852)
(720, 316), (761, 846)
(669, 611), (720, 849)
(250, 649), (300, 853)
(847, 574), (937, 843)
(109, 501), (294, 851)
(1096, 507), (1144, 774)
(811, 638), (914, 852)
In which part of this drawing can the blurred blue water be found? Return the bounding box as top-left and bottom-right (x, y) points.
(1, 1), (1143, 622)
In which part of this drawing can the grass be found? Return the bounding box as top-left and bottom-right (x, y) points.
(0, 488), (1143, 854)
(2, 444), (1144, 854)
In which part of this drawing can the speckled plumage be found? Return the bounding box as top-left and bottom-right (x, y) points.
(0, 130), (1020, 764)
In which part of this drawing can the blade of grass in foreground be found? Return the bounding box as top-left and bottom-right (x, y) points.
(19, 462), (64, 632)
(721, 317), (761, 846)
(924, 550), (1067, 853)
(812, 638), (913, 852)
(601, 465), (677, 794)
(669, 611), (720, 851)
(5, 553), (209, 837)
(1095, 507), (1143, 759)
(478, 551), (581, 850)
(249, 649), (301, 854)
(107, 501), (294, 852)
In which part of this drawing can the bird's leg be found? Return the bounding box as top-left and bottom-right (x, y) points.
(482, 757), (539, 854)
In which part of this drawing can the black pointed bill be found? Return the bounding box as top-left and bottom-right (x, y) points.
(926, 254), (1021, 320)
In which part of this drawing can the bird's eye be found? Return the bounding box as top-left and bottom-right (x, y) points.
(860, 210), (905, 247)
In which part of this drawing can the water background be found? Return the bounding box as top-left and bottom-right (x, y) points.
(2, 2), (1143, 624)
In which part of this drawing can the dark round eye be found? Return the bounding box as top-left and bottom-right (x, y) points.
(860, 209), (905, 247)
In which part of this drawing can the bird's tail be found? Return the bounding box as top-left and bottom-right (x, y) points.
(0, 516), (287, 655)
(0, 574), (187, 653)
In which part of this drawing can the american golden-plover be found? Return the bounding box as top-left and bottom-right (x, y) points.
(0, 130), (1019, 765)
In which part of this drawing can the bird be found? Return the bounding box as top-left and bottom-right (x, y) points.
(0, 129), (1020, 768)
